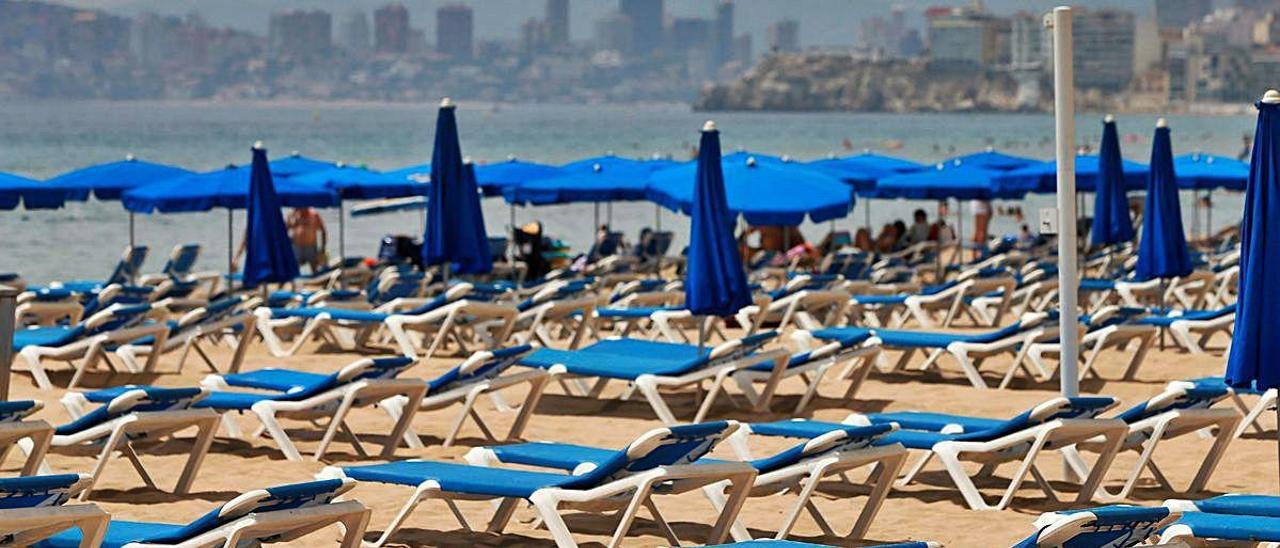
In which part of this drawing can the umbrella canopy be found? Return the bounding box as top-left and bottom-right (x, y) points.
(386, 163), (431, 182)
(1091, 117), (1137, 246)
(46, 156), (193, 201)
(945, 150), (1038, 172)
(808, 152), (924, 195)
(1227, 91), (1280, 391)
(1134, 121), (1193, 281)
(474, 158), (560, 197)
(423, 99), (491, 274)
(290, 164), (429, 200)
(876, 162), (1025, 201)
(241, 144), (299, 287)
(1175, 153), (1250, 190)
(647, 154), (854, 225)
(268, 153), (338, 177)
(503, 155), (656, 205)
(122, 165), (339, 213)
(685, 122), (751, 317)
(998, 155), (1148, 194)
(0, 172), (67, 210)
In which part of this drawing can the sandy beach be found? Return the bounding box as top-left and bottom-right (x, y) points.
(8, 320), (1264, 547)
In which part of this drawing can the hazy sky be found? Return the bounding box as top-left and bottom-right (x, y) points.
(64, 0), (1158, 48)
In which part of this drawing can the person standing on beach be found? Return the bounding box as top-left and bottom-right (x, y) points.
(970, 199), (992, 259)
(288, 207), (328, 273)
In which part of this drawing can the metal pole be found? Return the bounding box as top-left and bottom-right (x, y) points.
(338, 202), (346, 259)
(1051, 6), (1081, 398)
(593, 202), (600, 230)
(1191, 190), (1200, 240)
(0, 285), (17, 401)
(607, 202), (613, 227)
(128, 212), (137, 284)
(1206, 190), (1213, 237)
(864, 198), (872, 234)
(655, 204), (662, 231)
(957, 200), (965, 265)
(227, 209), (234, 274)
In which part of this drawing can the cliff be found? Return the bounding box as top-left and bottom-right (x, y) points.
(696, 54), (1053, 113)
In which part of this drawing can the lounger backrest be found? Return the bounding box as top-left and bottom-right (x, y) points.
(1114, 385), (1230, 424)
(562, 421), (739, 488)
(707, 331), (777, 362)
(426, 345), (534, 394)
(55, 387), (208, 436)
(1015, 506), (1176, 548)
(164, 244), (201, 278)
(0, 400), (42, 423)
(179, 296), (243, 329)
(402, 282), (473, 316)
(140, 478), (357, 545)
(0, 474), (92, 510)
(956, 397), (1118, 442)
(749, 423), (896, 474)
(369, 274), (422, 305)
(104, 246), (148, 286)
(82, 284), (154, 317)
(293, 357), (417, 399)
(82, 303), (153, 336)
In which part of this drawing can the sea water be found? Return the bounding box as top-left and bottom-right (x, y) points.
(0, 100), (1255, 282)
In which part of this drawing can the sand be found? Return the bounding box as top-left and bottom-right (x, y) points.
(10, 323), (1270, 547)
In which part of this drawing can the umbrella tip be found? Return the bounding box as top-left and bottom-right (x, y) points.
(702, 120), (717, 132)
(593, 163), (602, 173)
(336, 161), (345, 168)
(984, 145), (994, 152)
(1264, 89), (1280, 104)
(746, 156), (757, 167)
(826, 151), (836, 159)
(507, 153), (516, 160)
(463, 156), (473, 165)
(1104, 113), (1115, 123)
(1156, 117), (1168, 128)
(440, 97), (455, 108)
(781, 154), (792, 163)
(253, 141), (265, 150)
(125, 153), (136, 161)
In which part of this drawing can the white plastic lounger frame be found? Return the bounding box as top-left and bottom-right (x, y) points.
(0, 474), (109, 547)
(116, 304), (256, 376)
(905, 277), (1017, 328)
(650, 310), (730, 344)
(40, 388), (218, 500)
(0, 401), (54, 476)
(380, 350), (560, 449)
(385, 298), (518, 360)
(510, 295), (596, 350)
(733, 335), (883, 414)
(18, 304), (170, 391)
(1168, 311), (1235, 354)
(1027, 319), (1157, 385)
(848, 398), (1129, 511)
(1167, 380), (1275, 440)
(1062, 389), (1240, 501)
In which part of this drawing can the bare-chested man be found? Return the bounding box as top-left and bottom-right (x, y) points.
(288, 207), (327, 273)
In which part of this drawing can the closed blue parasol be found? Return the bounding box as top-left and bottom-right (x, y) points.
(1091, 115), (1136, 246)
(0, 172), (67, 210)
(423, 98), (491, 275)
(685, 121), (751, 318)
(1227, 90), (1280, 392)
(1175, 153), (1249, 191)
(647, 155), (854, 225)
(241, 143), (300, 287)
(46, 156), (193, 201)
(1134, 119), (1192, 281)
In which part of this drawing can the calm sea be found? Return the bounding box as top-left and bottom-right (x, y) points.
(0, 100), (1256, 282)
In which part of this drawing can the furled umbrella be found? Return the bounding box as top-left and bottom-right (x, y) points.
(1134, 118), (1193, 282)
(241, 142), (300, 288)
(1091, 115), (1137, 248)
(424, 98), (492, 277)
(1225, 90), (1280, 482)
(684, 121), (752, 348)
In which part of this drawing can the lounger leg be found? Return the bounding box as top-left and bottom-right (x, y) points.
(80, 427), (133, 500)
(367, 487), (433, 548)
(379, 396), (424, 450)
(1237, 391), (1276, 438)
(174, 415), (217, 494)
(850, 452), (907, 539)
(19, 349), (53, 391)
(948, 348), (989, 389)
(507, 374), (552, 440)
(529, 493), (578, 548)
(486, 498), (520, 534)
(424, 313), (459, 361)
(634, 376), (679, 425)
(315, 394), (360, 461)
(21, 429), (51, 476)
(1187, 416), (1240, 494)
(642, 498), (681, 546)
(897, 451), (933, 487)
(337, 507), (372, 548)
(119, 442), (159, 489)
(1121, 333), (1155, 380)
(253, 405), (304, 461)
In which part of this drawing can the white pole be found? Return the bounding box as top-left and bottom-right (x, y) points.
(1051, 6), (1081, 398)
(338, 202), (346, 259)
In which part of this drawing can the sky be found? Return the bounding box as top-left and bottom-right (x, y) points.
(62, 0), (1158, 48)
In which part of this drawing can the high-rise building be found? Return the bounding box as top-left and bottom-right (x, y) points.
(713, 1), (734, 68)
(926, 6), (1010, 67)
(373, 4), (409, 54)
(546, 0), (569, 47)
(1073, 9), (1136, 91)
(267, 9), (332, 59)
(768, 19), (799, 52)
(1156, 0), (1212, 30)
(1009, 12), (1042, 69)
(436, 4), (473, 59)
(669, 17), (712, 52)
(733, 33), (751, 67)
(620, 0), (662, 55)
(595, 12), (633, 53)
(131, 13), (183, 67)
(339, 11), (370, 53)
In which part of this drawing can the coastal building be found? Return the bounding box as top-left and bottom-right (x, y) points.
(670, 17), (712, 52)
(339, 11), (371, 54)
(546, 0), (570, 47)
(713, 1), (734, 69)
(594, 12), (633, 55)
(620, 0), (662, 55)
(1072, 8), (1136, 91)
(374, 4), (410, 54)
(437, 4), (474, 60)
(1156, 0), (1212, 30)
(925, 6), (1010, 68)
(1009, 12), (1042, 70)
(131, 12), (184, 68)
(267, 10), (331, 59)
(769, 19), (800, 53)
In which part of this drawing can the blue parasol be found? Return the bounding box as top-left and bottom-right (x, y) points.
(1091, 115), (1137, 246)
(647, 155), (854, 225)
(423, 98), (491, 275)
(1134, 119), (1193, 281)
(685, 121), (751, 321)
(241, 143), (300, 288)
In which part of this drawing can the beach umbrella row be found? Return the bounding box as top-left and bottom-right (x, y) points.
(647, 154), (854, 225)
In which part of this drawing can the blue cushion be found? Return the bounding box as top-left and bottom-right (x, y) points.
(12, 326), (83, 351)
(222, 369), (327, 393)
(491, 442), (615, 471)
(38, 520), (189, 548)
(269, 307), (390, 323)
(55, 387), (205, 436)
(521, 347), (706, 378)
(340, 460), (582, 499)
(0, 474), (85, 509)
(1169, 512), (1280, 542)
(866, 411), (1004, 433)
(595, 306), (681, 319)
(1194, 494), (1280, 517)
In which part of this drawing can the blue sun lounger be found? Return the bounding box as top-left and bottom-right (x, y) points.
(743, 396), (1127, 510)
(803, 312), (1055, 389)
(466, 422), (907, 543)
(1174, 376), (1272, 438)
(37, 478), (370, 548)
(0, 400), (54, 476)
(1162, 494), (1280, 543)
(0, 474), (108, 547)
(1016, 505), (1178, 547)
(67, 356), (424, 463)
(322, 421), (756, 548)
(519, 332), (788, 424)
(13, 302), (170, 390)
(115, 296), (256, 375)
(46, 246), (149, 294)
